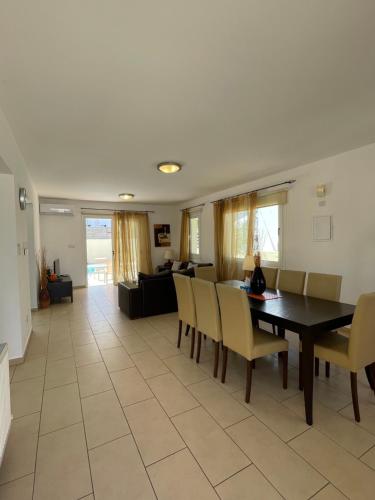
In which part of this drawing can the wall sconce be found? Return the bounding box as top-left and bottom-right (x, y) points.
(316, 184), (326, 198)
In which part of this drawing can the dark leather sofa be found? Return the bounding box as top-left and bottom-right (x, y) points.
(118, 263), (212, 319)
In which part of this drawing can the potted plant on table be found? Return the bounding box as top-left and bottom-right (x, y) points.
(37, 248), (50, 308)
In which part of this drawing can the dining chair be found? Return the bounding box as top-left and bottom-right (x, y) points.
(173, 273), (197, 358)
(313, 293), (375, 422)
(306, 272), (342, 379)
(194, 266), (218, 282)
(216, 283), (289, 403)
(278, 269), (306, 294)
(261, 267), (279, 289)
(191, 278), (222, 377)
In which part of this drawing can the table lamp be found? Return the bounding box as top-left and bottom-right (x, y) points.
(242, 255), (254, 280)
(163, 249), (174, 267)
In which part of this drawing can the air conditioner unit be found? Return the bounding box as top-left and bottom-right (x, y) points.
(39, 203), (74, 216)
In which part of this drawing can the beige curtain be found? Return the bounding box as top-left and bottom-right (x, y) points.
(113, 212), (152, 283)
(179, 209), (190, 261)
(214, 192), (257, 281)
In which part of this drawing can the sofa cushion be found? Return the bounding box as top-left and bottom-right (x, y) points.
(171, 261), (182, 271)
(138, 270), (171, 282)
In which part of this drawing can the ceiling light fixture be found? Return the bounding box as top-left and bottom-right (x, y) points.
(119, 193), (135, 200)
(157, 162), (182, 174)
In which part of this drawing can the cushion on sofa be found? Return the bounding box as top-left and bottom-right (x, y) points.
(138, 270), (171, 282)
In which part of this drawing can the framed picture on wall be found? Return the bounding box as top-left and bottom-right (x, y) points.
(154, 224), (171, 247)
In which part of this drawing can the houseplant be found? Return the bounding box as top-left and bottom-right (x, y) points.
(37, 248), (50, 308)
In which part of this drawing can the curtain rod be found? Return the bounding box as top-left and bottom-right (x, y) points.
(180, 203), (205, 212)
(81, 207), (155, 213)
(210, 180), (296, 204)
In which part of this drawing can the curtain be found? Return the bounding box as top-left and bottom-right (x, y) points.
(113, 212), (152, 283)
(214, 192), (257, 280)
(179, 209), (190, 261)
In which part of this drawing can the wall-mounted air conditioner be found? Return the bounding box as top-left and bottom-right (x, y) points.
(39, 203), (74, 216)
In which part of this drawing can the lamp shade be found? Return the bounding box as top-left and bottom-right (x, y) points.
(242, 255), (255, 271)
(163, 249), (173, 260)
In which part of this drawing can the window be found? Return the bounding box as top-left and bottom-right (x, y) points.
(189, 213), (200, 259)
(224, 205), (281, 264)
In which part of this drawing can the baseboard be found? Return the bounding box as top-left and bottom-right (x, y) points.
(9, 326), (33, 366)
(73, 285), (86, 289)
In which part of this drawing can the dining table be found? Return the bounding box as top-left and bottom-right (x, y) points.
(221, 280), (356, 425)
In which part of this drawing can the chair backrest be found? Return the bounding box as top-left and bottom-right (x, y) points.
(278, 270), (306, 294)
(216, 283), (253, 360)
(191, 278), (222, 341)
(173, 273), (196, 326)
(194, 266), (217, 282)
(306, 273), (342, 302)
(261, 267), (279, 289)
(349, 293), (375, 370)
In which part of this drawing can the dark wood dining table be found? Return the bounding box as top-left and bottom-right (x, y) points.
(221, 280), (356, 425)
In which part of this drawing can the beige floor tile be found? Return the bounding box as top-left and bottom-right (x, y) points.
(131, 350), (169, 379)
(125, 398), (185, 465)
(74, 343), (102, 367)
(145, 336), (181, 359)
(189, 379), (251, 428)
(0, 473), (34, 500)
(95, 332), (122, 349)
(101, 346), (134, 372)
(215, 465), (282, 500)
(40, 382), (82, 435)
(90, 321), (112, 334)
(164, 355), (209, 386)
(110, 367), (153, 406)
(77, 362), (112, 397)
(232, 388), (309, 441)
(340, 400), (375, 434)
(284, 393), (375, 456)
(148, 372), (200, 417)
(47, 339), (73, 361)
(227, 417), (326, 499)
(71, 331), (95, 347)
(0, 414), (39, 485)
(89, 435), (155, 500)
(148, 449), (218, 500)
(82, 390), (130, 449)
(44, 356), (77, 390)
(290, 427), (375, 499)
(34, 423), (92, 500)
(12, 356), (46, 383)
(361, 445), (375, 469)
(25, 334), (48, 359)
(120, 333), (149, 354)
(10, 376), (44, 418)
(312, 484), (347, 499)
(172, 406), (249, 485)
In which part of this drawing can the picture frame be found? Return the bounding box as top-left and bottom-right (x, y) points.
(154, 224), (171, 247)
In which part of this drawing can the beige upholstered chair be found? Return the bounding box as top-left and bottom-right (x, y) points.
(306, 272), (342, 379)
(194, 266), (217, 282)
(313, 293), (375, 421)
(173, 273), (196, 358)
(216, 283), (289, 403)
(261, 267), (279, 289)
(278, 270), (306, 294)
(191, 278), (222, 377)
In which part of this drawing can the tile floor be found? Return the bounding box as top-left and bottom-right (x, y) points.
(1, 285), (375, 499)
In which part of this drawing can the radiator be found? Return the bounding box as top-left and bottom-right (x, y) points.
(0, 344), (11, 466)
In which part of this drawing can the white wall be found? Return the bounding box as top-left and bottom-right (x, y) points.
(40, 199), (179, 286)
(178, 142), (375, 304)
(0, 106), (40, 360)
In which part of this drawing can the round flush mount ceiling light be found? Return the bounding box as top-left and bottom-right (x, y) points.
(119, 193), (135, 200)
(157, 162), (182, 174)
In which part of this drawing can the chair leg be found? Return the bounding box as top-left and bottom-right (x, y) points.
(272, 324), (276, 335)
(245, 359), (253, 403)
(204, 334), (207, 341)
(177, 320), (182, 348)
(251, 359), (256, 369)
(282, 351), (288, 389)
(190, 328), (196, 359)
(350, 372), (361, 422)
(221, 346), (228, 383)
(196, 331), (202, 364)
(213, 341), (220, 378)
(364, 364), (375, 392)
(315, 357), (320, 376)
(299, 351), (303, 390)
(325, 361), (330, 378)
(185, 324), (190, 336)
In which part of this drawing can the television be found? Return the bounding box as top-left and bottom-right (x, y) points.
(53, 259), (61, 276)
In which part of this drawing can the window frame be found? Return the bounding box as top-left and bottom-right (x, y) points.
(255, 204), (283, 268)
(188, 209), (201, 262)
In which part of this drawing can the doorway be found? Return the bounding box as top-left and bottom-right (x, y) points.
(84, 217), (113, 287)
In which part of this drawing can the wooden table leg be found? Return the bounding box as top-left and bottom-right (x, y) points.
(277, 326), (285, 359)
(301, 331), (314, 425)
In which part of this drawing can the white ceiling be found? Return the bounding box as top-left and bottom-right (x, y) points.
(1, 0), (375, 203)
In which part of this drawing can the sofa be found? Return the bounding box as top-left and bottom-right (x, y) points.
(118, 262), (213, 319)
